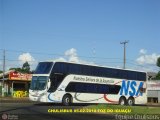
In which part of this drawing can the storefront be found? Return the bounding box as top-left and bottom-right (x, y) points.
(147, 80), (160, 103)
(0, 71), (32, 98)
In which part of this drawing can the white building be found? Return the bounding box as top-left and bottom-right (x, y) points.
(147, 80), (160, 103)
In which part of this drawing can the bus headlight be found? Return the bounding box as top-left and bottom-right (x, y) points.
(40, 92), (45, 96)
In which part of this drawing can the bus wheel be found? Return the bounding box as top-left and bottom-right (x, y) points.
(62, 94), (72, 106)
(127, 97), (135, 106)
(119, 97), (127, 105)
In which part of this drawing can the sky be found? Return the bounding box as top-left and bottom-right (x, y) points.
(0, 0), (160, 72)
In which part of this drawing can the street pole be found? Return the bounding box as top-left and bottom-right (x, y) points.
(120, 40), (129, 69)
(2, 49), (5, 97)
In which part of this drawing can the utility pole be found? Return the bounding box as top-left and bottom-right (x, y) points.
(120, 40), (129, 69)
(2, 49), (5, 97)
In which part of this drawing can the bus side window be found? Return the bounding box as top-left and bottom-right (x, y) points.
(48, 74), (65, 92)
(48, 77), (55, 92)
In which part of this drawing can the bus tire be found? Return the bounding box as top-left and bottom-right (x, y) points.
(119, 97), (127, 105)
(127, 97), (135, 106)
(62, 94), (72, 106)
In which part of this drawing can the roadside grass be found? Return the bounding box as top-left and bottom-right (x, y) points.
(84, 104), (160, 114)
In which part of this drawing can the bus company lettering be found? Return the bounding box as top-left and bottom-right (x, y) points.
(73, 76), (86, 81)
(120, 80), (144, 96)
(73, 76), (114, 84)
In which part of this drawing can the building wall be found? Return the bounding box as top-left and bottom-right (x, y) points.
(147, 80), (160, 103)
(148, 90), (158, 98)
(159, 91), (160, 103)
(0, 81), (9, 96)
(0, 80), (30, 97)
(148, 90), (160, 103)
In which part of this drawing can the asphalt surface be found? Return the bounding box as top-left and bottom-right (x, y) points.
(0, 101), (115, 120)
(1, 98), (160, 120)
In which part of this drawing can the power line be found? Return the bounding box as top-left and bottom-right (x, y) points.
(0, 48), (159, 72)
(1, 49), (124, 60)
(1, 48), (141, 63)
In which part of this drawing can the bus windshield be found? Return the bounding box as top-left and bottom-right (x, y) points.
(30, 76), (48, 90)
(34, 62), (53, 74)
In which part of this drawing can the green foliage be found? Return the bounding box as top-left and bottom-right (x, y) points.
(9, 62), (31, 73)
(157, 57), (160, 68)
(155, 57), (160, 80)
(21, 62), (30, 73)
(155, 71), (160, 80)
(0, 70), (3, 74)
(9, 67), (21, 72)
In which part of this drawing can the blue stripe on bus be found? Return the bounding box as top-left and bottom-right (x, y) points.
(48, 93), (61, 102)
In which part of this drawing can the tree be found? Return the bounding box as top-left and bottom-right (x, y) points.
(157, 57), (160, 68)
(0, 70), (3, 74)
(21, 62), (30, 73)
(156, 71), (160, 79)
(9, 67), (21, 72)
(155, 57), (160, 80)
(9, 62), (31, 73)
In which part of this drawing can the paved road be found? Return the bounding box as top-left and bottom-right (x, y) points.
(1, 99), (160, 120)
(0, 102), (115, 120)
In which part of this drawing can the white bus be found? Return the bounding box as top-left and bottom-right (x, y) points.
(29, 61), (147, 106)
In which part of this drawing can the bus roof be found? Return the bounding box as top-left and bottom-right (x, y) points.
(40, 60), (147, 74)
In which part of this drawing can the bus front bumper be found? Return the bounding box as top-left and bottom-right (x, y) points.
(29, 95), (47, 102)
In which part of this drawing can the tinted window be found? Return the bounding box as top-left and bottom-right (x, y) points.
(51, 62), (146, 81)
(34, 62), (53, 74)
(65, 82), (121, 94)
(30, 76), (48, 90)
(48, 74), (65, 92)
